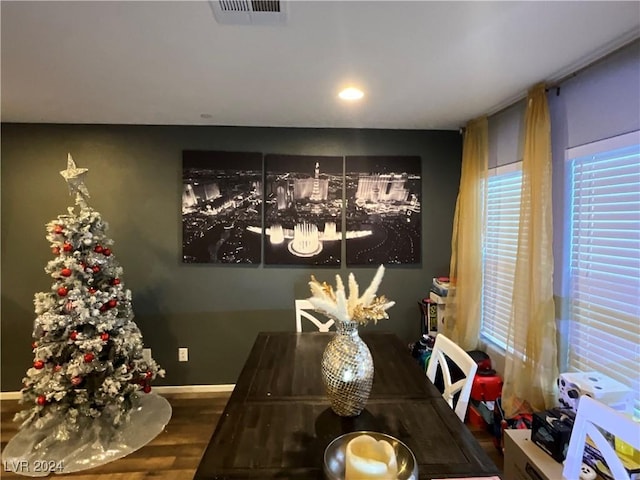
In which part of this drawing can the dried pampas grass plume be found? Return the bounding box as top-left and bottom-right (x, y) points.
(307, 265), (395, 325)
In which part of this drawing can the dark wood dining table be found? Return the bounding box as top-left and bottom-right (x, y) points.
(194, 331), (502, 479)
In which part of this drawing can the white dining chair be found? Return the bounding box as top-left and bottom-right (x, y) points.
(426, 333), (478, 422)
(563, 395), (640, 480)
(295, 299), (335, 332)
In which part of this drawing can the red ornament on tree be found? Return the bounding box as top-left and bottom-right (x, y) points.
(32, 341), (38, 349)
(70, 331), (78, 341)
(88, 287), (97, 294)
(52, 246), (61, 255)
(100, 332), (110, 341)
(94, 245), (104, 253)
(111, 278), (121, 286)
(145, 371), (152, 379)
(54, 225), (64, 234)
(57, 286), (68, 297)
(36, 395), (47, 406)
(143, 385), (152, 393)
(107, 299), (117, 309)
(54, 365), (62, 372)
(61, 268), (72, 277)
(99, 305), (107, 312)
(71, 376), (83, 386)
(92, 265), (100, 273)
(62, 243), (73, 252)
(33, 360), (45, 369)
(64, 301), (74, 313)
(84, 353), (95, 363)
(103, 248), (112, 256)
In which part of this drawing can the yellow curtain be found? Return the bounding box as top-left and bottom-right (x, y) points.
(443, 116), (488, 351)
(502, 84), (558, 418)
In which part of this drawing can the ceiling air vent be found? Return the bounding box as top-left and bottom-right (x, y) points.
(209, 0), (287, 25)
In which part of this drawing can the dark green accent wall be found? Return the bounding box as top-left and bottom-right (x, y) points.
(1, 124), (461, 391)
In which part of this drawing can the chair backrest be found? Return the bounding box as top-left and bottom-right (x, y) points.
(295, 299), (335, 332)
(563, 395), (640, 480)
(426, 333), (478, 421)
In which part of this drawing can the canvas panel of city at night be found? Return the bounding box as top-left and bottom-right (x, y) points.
(182, 151), (263, 264)
(345, 156), (421, 265)
(264, 154), (343, 266)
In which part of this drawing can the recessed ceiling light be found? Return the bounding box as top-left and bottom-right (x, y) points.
(338, 87), (364, 101)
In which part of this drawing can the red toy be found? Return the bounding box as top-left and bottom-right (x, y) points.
(471, 374), (503, 402)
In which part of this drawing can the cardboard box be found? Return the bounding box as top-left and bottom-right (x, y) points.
(429, 291), (446, 332)
(504, 429), (564, 480)
(583, 437), (640, 480)
(558, 372), (633, 413)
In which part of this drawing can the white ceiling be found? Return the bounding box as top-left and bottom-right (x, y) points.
(2, 1), (639, 130)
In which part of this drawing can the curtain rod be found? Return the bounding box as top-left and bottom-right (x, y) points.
(476, 35), (640, 126)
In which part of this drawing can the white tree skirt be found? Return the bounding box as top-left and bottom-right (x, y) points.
(2, 393), (172, 477)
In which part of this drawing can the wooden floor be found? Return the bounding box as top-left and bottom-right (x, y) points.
(465, 417), (505, 473)
(1, 392), (503, 479)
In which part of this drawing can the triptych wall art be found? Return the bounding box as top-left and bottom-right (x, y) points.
(181, 151), (421, 266)
(182, 151), (262, 264)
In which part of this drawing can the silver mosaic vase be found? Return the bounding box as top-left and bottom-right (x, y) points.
(321, 320), (374, 417)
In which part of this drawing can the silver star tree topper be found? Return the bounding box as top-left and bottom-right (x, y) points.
(59, 153), (90, 199)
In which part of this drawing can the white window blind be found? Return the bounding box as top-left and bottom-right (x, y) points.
(482, 163), (522, 350)
(567, 131), (640, 397)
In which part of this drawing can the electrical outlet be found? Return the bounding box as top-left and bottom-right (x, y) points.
(178, 348), (189, 362)
(142, 348), (152, 363)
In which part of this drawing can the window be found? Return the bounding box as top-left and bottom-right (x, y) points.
(566, 131), (640, 396)
(482, 163), (522, 350)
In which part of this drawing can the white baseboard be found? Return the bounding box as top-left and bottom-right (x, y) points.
(153, 384), (235, 394)
(0, 384), (235, 401)
(0, 392), (21, 400)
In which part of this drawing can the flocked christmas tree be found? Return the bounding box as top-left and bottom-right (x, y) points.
(14, 154), (165, 442)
